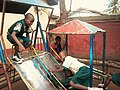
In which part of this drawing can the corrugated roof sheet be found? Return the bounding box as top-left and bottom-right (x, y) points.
(48, 20), (106, 35)
(0, 0), (51, 14)
(9, 0), (50, 8)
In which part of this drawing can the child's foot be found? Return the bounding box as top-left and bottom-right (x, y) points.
(12, 55), (22, 64)
(17, 53), (24, 61)
(98, 83), (104, 88)
(88, 87), (103, 90)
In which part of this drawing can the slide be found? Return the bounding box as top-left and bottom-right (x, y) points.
(9, 53), (57, 90)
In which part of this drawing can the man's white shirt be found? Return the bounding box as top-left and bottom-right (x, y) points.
(62, 56), (86, 74)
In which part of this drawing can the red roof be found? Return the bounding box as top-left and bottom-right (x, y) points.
(48, 20), (105, 34)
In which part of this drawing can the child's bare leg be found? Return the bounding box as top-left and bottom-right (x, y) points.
(25, 42), (32, 51)
(25, 42), (32, 48)
(14, 46), (19, 56)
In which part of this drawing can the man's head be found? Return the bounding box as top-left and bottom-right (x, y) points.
(55, 36), (61, 44)
(24, 13), (34, 27)
(59, 50), (67, 61)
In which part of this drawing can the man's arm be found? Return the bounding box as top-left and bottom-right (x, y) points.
(11, 32), (25, 52)
(70, 81), (88, 90)
(52, 65), (64, 72)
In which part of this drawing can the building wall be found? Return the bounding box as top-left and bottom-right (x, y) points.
(89, 20), (120, 60)
(0, 6), (49, 55)
(67, 20), (120, 90)
(68, 20), (120, 61)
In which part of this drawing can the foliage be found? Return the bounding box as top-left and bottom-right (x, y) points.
(104, 0), (120, 15)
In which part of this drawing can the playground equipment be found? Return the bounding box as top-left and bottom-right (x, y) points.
(0, 0), (108, 90)
(47, 20), (106, 87)
(0, 0), (62, 90)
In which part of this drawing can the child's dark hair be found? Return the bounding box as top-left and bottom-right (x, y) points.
(55, 36), (61, 41)
(25, 13), (34, 19)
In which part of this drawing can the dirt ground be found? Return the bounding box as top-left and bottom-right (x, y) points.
(1, 70), (120, 90)
(1, 79), (120, 90)
(93, 64), (120, 90)
(1, 80), (28, 90)
(0, 57), (120, 90)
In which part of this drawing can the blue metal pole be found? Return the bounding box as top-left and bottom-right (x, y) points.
(36, 57), (51, 77)
(50, 54), (60, 65)
(38, 21), (48, 51)
(0, 41), (12, 90)
(0, 42), (6, 64)
(33, 6), (41, 48)
(66, 34), (68, 54)
(33, 7), (48, 51)
(32, 58), (48, 79)
(102, 32), (106, 72)
(33, 21), (39, 48)
(90, 34), (94, 87)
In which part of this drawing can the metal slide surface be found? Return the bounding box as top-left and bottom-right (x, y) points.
(39, 52), (66, 81)
(10, 59), (57, 90)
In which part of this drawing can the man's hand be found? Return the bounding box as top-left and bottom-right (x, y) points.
(11, 32), (25, 52)
(54, 64), (60, 69)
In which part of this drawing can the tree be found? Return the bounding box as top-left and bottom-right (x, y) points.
(59, 0), (68, 24)
(105, 0), (120, 15)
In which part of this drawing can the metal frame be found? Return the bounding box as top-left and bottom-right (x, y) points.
(89, 33), (106, 87)
(0, 41), (12, 90)
(48, 32), (106, 87)
(89, 34), (94, 87)
(0, 0), (53, 90)
(33, 7), (49, 51)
